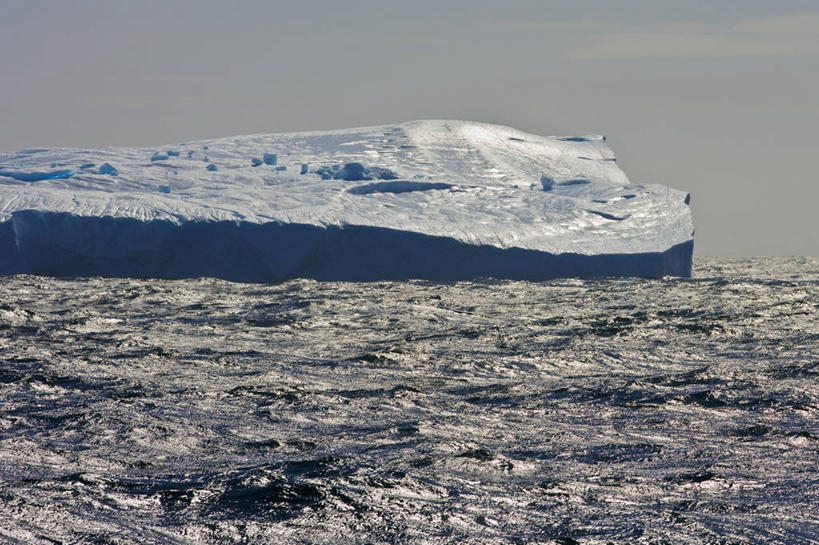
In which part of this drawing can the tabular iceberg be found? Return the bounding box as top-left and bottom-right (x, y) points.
(0, 120), (693, 282)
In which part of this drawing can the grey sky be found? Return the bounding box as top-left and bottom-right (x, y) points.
(2, 1), (817, 256)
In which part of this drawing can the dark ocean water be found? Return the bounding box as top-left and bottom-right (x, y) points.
(0, 257), (817, 544)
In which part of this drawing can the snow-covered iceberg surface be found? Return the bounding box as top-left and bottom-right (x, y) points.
(0, 121), (693, 281)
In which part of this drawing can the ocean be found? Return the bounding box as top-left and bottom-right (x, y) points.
(1, 257), (817, 544)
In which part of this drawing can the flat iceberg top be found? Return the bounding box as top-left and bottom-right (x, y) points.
(0, 120), (692, 256)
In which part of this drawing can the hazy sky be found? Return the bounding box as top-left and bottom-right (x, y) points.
(2, 1), (817, 256)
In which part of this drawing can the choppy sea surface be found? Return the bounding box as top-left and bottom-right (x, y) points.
(1, 257), (817, 545)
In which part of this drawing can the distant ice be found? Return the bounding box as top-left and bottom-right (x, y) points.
(316, 166), (334, 180)
(0, 169), (73, 182)
(0, 120), (694, 281)
(98, 163), (119, 176)
(313, 163), (399, 182)
(348, 181), (454, 195)
(540, 175), (554, 191)
(336, 162), (366, 180)
(368, 166), (398, 180)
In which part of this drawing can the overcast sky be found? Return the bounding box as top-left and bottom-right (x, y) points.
(2, 1), (817, 256)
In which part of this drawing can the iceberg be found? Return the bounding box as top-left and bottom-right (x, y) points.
(0, 120), (693, 281)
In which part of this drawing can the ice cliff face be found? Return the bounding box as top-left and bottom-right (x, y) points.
(0, 120), (693, 281)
